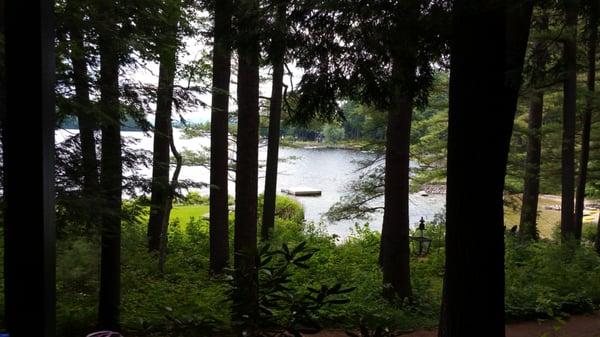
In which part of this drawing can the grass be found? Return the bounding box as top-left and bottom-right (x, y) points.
(170, 204), (210, 224)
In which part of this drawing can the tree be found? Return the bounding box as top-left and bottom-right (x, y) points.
(96, 0), (123, 328)
(519, 13), (549, 240)
(158, 124), (183, 273)
(575, 0), (598, 240)
(65, 0), (99, 210)
(209, 0), (233, 273)
(293, 0), (448, 300)
(378, 1), (422, 300)
(232, 0), (261, 331)
(561, 0), (578, 240)
(148, 0), (182, 252)
(439, 1), (532, 336)
(262, 0), (287, 241)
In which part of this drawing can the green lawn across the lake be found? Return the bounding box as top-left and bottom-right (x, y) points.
(169, 204), (210, 224)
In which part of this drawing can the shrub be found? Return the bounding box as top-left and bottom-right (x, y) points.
(505, 237), (600, 319)
(258, 194), (305, 224)
(175, 191), (208, 206)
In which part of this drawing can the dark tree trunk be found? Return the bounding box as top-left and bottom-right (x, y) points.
(66, 0), (99, 202)
(209, 0), (233, 273)
(158, 125), (183, 273)
(379, 56), (415, 300)
(575, 0), (598, 240)
(147, 2), (180, 252)
(261, 0), (286, 241)
(233, 0), (260, 330)
(519, 18), (548, 240)
(97, 0), (122, 329)
(561, 0), (578, 241)
(439, 1), (532, 336)
(3, 0), (56, 334)
(519, 90), (543, 240)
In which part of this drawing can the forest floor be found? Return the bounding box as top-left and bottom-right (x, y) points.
(309, 311), (600, 337)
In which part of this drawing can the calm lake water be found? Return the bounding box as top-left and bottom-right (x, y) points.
(56, 129), (446, 239)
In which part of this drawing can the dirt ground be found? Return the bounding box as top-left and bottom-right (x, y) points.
(307, 312), (600, 337)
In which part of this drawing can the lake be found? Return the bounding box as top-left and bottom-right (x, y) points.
(56, 128), (446, 239)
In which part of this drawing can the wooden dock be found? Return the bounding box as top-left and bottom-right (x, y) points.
(281, 186), (322, 196)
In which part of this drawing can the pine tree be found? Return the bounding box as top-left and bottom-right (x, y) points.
(575, 0), (598, 240)
(96, 0), (123, 328)
(148, 0), (182, 252)
(232, 0), (261, 330)
(519, 13), (549, 240)
(209, 0), (233, 273)
(561, 0), (578, 240)
(262, 0), (287, 240)
(439, 1), (532, 336)
(65, 0), (99, 211)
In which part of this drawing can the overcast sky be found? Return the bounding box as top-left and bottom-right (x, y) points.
(134, 36), (303, 125)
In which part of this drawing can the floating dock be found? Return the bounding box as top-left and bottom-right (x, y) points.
(281, 186), (322, 196)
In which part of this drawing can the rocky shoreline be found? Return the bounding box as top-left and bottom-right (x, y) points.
(421, 184), (447, 194)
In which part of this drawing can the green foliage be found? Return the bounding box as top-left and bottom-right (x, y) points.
(322, 123), (346, 144)
(259, 194), (305, 225)
(174, 191), (208, 205)
(53, 197), (600, 336)
(56, 216), (229, 337)
(227, 241), (356, 336)
(505, 237), (600, 319)
(583, 223), (598, 243)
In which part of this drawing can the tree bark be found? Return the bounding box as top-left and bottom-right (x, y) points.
(575, 0), (598, 240)
(97, 0), (122, 329)
(519, 17), (548, 240)
(233, 0), (260, 331)
(148, 1), (180, 252)
(209, 0), (233, 273)
(159, 124), (183, 273)
(66, 0), (99, 203)
(378, 1), (419, 301)
(379, 56), (415, 300)
(561, 0), (578, 241)
(439, 1), (532, 336)
(261, 0), (286, 241)
(519, 90), (543, 240)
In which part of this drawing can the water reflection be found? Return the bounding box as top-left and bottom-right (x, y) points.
(56, 129), (446, 239)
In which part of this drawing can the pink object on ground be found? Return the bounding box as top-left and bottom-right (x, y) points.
(86, 331), (123, 337)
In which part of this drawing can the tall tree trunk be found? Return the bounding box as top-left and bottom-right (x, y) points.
(66, 0), (99, 203)
(519, 90), (543, 240)
(575, 0), (598, 240)
(97, 0), (122, 329)
(261, 0), (286, 241)
(519, 17), (548, 240)
(439, 1), (532, 336)
(147, 1), (180, 252)
(233, 0), (260, 331)
(561, 0), (578, 241)
(379, 55), (415, 300)
(378, 1), (418, 301)
(159, 124), (183, 273)
(209, 0), (233, 273)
